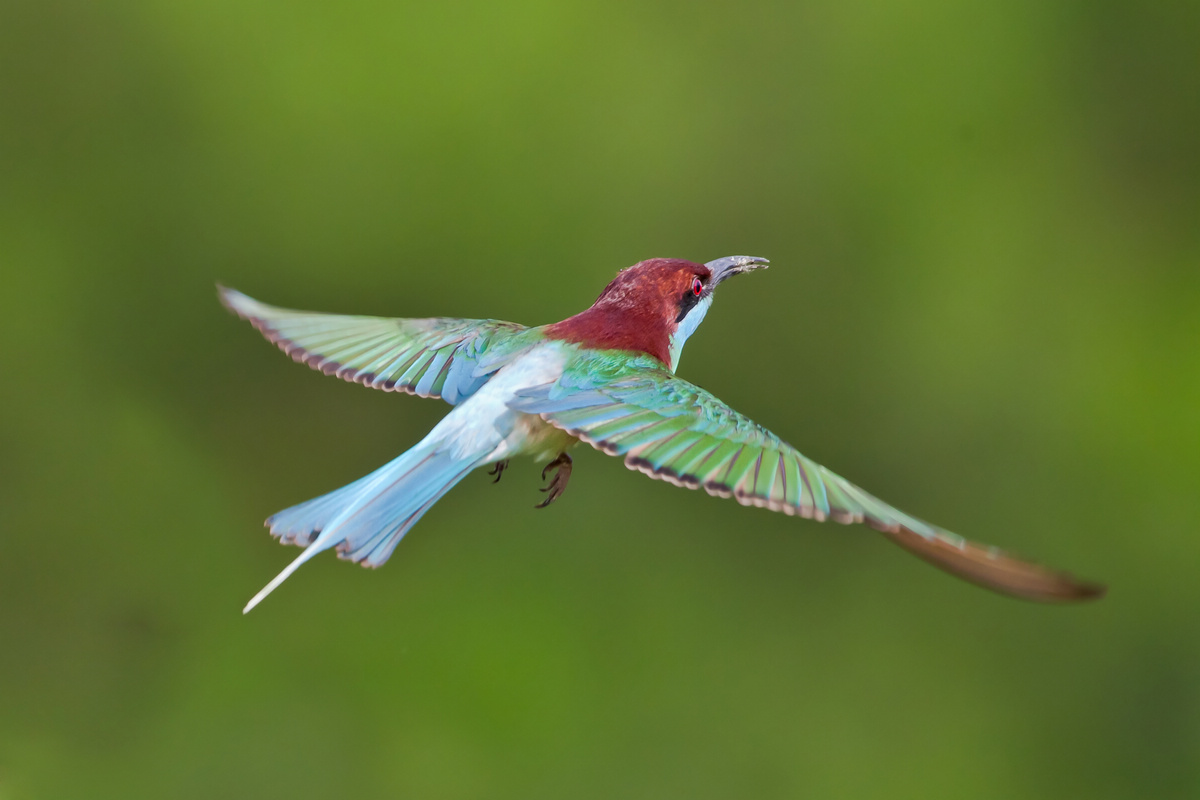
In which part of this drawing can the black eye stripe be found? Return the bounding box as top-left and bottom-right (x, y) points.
(675, 287), (701, 323)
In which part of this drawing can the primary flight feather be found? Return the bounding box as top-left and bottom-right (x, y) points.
(221, 256), (1104, 612)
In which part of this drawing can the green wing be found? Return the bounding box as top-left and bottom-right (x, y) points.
(220, 287), (532, 404)
(512, 353), (1103, 602)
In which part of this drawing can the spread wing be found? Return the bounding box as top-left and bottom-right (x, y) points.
(220, 287), (531, 405)
(511, 354), (1104, 602)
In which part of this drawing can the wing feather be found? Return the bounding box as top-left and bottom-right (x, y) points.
(511, 355), (1104, 603)
(220, 286), (532, 405)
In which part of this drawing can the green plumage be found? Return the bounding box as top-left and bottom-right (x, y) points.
(219, 288), (536, 404)
(513, 350), (948, 538)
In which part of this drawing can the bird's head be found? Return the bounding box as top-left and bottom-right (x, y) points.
(548, 255), (769, 371)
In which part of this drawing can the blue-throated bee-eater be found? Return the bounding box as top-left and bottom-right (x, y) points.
(221, 256), (1104, 612)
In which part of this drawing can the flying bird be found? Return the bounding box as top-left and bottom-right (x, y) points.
(221, 256), (1104, 612)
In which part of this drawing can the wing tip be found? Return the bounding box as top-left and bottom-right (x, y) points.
(217, 284), (261, 320)
(881, 526), (1107, 604)
(1065, 578), (1108, 602)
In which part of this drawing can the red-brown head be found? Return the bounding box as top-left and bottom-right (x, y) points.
(546, 256), (769, 369)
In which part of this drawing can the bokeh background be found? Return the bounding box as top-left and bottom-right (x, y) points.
(2, 1), (1198, 797)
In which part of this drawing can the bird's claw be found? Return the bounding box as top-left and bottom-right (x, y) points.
(535, 453), (572, 508)
(488, 460), (509, 484)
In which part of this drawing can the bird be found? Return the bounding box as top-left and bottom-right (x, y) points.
(220, 256), (1104, 612)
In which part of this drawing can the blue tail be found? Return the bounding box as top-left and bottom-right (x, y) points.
(243, 440), (480, 613)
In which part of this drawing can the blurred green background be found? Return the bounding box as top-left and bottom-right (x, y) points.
(2, 0), (1198, 797)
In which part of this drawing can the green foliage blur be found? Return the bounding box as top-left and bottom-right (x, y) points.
(2, 1), (1197, 797)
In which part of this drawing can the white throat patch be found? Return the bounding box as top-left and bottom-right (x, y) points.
(668, 294), (713, 372)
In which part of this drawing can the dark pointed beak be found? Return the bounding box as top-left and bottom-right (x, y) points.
(705, 255), (770, 285)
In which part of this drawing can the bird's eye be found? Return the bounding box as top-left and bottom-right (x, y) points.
(691, 277), (703, 296)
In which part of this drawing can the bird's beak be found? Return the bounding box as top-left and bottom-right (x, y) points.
(705, 255), (770, 285)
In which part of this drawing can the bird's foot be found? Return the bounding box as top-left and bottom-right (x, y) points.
(535, 453), (572, 508)
(488, 460), (510, 484)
